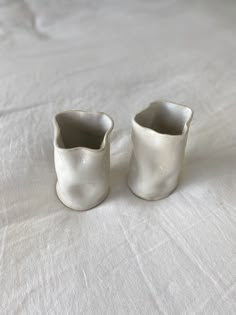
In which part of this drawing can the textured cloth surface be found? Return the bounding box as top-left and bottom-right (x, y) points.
(0, 0), (236, 314)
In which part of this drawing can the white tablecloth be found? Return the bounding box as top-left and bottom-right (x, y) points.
(0, 1), (235, 314)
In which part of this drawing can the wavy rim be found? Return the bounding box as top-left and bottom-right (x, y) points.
(133, 100), (193, 137)
(53, 109), (114, 152)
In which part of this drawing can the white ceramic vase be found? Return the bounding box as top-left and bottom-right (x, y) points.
(128, 101), (193, 200)
(53, 110), (114, 210)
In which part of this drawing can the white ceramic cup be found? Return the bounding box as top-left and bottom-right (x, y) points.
(53, 110), (114, 210)
(128, 101), (193, 200)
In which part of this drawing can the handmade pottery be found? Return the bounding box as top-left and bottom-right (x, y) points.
(53, 110), (114, 210)
(128, 101), (193, 200)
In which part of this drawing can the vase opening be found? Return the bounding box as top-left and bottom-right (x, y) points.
(135, 102), (192, 136)
(55, 111), (113, 150)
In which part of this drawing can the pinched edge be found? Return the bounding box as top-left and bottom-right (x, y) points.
(133, 100), (193, 137)
(53, 109), (114, 152)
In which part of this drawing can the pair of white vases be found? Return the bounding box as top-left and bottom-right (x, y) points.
(53, 101), (193, 210)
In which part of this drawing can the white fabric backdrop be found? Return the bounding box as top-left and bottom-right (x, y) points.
(0, 0), (235, 314)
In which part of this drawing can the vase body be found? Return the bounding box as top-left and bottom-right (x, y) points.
(128, 101), (193, 200)
(53, 110), (114, 210)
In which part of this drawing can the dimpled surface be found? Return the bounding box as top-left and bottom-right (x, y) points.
(54, 125), (112, 210)
(0, 1), (236, 314)
(128, 102), (192, 200)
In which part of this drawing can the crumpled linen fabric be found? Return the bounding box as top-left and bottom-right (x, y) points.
(0, 0), (235, 314)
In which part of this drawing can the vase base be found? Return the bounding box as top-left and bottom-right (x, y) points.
(56, 182), (110, 211)
(127, 182), (177, 201)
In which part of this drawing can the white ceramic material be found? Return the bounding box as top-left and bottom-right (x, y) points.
(53, 110), (114, 210)
(128, 101), (193, 200)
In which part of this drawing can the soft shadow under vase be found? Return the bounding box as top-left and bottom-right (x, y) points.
(128, 101), (193, 200)
(53, 110), (114, 210)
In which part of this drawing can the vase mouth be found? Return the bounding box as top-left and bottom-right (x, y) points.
(53, 110), (114, 152)
(134, 101), (193, 136)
